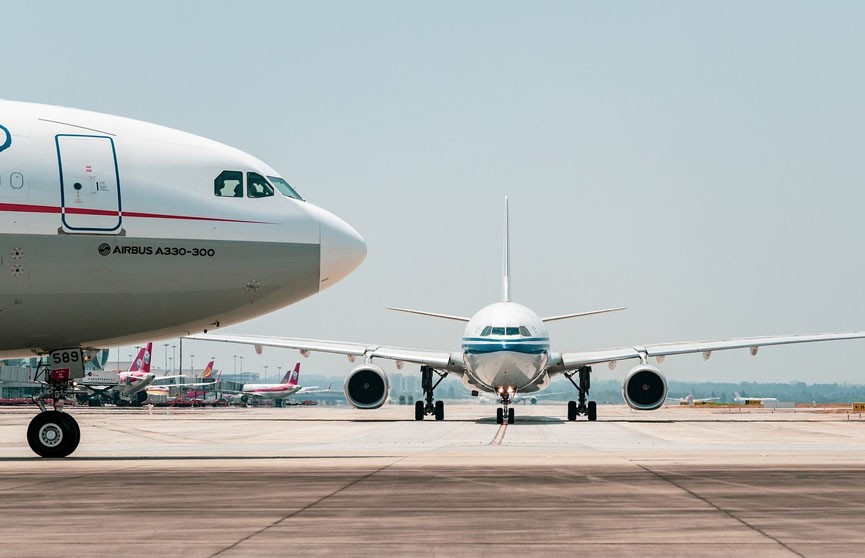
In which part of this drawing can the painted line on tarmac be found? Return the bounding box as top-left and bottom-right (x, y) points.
(490, 423), (508, 445)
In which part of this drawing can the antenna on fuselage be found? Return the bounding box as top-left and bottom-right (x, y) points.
(502, 196), (511, 302)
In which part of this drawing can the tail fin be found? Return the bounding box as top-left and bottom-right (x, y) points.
(201, 360), (215, 378)
(128, 343), (153, 373)
(502, 196), (511, 302)
(283, 362), (301, 385)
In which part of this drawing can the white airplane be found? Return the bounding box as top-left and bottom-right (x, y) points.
(666, 394), (720, 406)
(188, 199), (865, 425)
(733, 392), (778, 404)
(0, 100), (366, 457)
(223, 362), (325, 405)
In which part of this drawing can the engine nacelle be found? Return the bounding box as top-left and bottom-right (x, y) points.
(622, 364), (667, 411)
(344, 364), (390, 409)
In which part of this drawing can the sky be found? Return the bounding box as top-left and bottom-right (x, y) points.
(5, 1), (865, 384)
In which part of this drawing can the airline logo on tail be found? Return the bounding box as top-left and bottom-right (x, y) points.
(284, 362), (301, 386)
(201, 360), (215, 378)
(128, 343), (153, 374)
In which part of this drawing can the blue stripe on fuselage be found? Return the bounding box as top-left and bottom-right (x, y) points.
(462, 337), (550, 355)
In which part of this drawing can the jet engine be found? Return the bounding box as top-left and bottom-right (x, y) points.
(344, 364), (390, 409)
(622, 364), (667, 411)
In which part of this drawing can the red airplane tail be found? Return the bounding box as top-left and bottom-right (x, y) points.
(201, 360), (215, 378)
(128, 342), (153, 374)
(283, 362), (301, 386)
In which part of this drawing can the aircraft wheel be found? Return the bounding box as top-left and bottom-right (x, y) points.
(496, 408), (504, 424)
(414, 401), (424, 421)
(508, 408), (515, 424)
(587, 401), (597, 421)
(567, 401), (577, 422)
(434, 400), (444, 421)
(27, 411), (79, 458)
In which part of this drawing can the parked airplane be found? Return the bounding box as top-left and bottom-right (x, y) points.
(733, 392), (778, 404)
(76, 343), (156, 405)
(666, 394), (720, 406)
(189, 197), (865, 425)
(0, 100), (366, 457)
(223, 362), (306, 405)
(149, 360), (221, 399)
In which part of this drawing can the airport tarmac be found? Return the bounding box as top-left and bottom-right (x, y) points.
(1, 404), (865, 557)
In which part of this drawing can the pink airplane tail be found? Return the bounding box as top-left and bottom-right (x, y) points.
(283, 362), (301, 386)
(128, 343), (153, 374)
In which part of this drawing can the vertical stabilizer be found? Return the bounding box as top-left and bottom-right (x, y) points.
(502, 196), (511, 302)
(284, 362), (301, 385)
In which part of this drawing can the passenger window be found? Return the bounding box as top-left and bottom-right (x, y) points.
(247, 172), (274, 198)
(519, 326), (531, 337)
(214, 170), (243, 197)
(480, 326), (492, 336)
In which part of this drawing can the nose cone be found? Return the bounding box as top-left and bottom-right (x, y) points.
(318, 207), (367, 291)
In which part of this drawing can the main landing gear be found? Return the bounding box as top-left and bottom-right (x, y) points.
(29, 361), (81, 458)
(415, 365), (447, 421)
(565, 366), (597, 422)
(495, 393), (516, 425)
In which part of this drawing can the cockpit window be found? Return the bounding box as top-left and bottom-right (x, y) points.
(247, 172), (275, 198)
(519, 326), (531, 337)
(480, 326), (492, 336)
(506, 327), (520, 336)
(491, 327), (505, 335)
(268, 176), (304, 201)
(214, 170), (243, 197)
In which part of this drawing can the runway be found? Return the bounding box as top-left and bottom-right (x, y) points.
(1, 404), (865, 557)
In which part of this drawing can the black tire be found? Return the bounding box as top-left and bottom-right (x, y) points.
(567, 401), (577, 422)
(496, 408), (504, 424)
(587, 401), (597, 421)
(27, 411), (79, 458)
(434, 400), (444, 421)
(415, 400), (424, 420)
(507, 408), (515, 424)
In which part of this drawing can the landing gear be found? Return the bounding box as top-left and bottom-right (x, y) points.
(415, 365), (448, 421)
(565, 366), (597, 422)
(29, 357), (81, 458)
(27, 411), (79, 458)
(496, 392), (514, 424)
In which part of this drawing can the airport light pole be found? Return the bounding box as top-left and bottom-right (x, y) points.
(239, 356), (244, 385)
(163, 343), (169, 372)
(171, 345), (177, 373)
(190, 355), (195, 376)
(263, 365), (268, 384)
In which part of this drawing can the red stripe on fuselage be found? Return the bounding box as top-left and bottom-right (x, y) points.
(0, 202), (270, 224)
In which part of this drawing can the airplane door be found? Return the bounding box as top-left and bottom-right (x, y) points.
(57, 134), (122, 232)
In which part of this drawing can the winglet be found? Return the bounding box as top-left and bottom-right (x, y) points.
(502, 196), (511, 302)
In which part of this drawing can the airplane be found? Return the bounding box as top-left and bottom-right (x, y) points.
(76, 343), (156, 406)
(187, 197), (865, 425)
(733, 392), (778, 405)
(666, 394), (720, 406)
(149, 360), (222, 399)
(0, 100), (366, 457)
(222, 363), (304, 406)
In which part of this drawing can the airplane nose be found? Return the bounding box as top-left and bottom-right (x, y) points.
(318, 207), (367, 291)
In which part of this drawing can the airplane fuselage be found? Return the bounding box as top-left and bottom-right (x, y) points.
(460, 302), (551, 396)
(0, 100), (365, 358)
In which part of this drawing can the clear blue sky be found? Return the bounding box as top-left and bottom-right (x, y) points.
(6, 1), (865, 383)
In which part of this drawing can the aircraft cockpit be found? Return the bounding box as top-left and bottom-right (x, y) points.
(479, 326), (532, 337)
(213, 170), (304, 201)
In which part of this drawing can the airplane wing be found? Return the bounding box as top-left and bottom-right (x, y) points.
(184, 333), (462, 372)
(556, 331), (865, 371)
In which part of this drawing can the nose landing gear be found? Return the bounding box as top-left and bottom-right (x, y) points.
(29, 357), (82, 458)
(496, 392), (515, 424)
